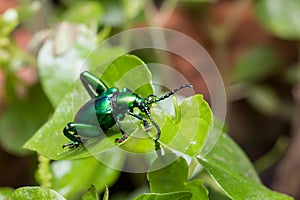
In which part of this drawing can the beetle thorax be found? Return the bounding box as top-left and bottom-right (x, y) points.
(113, 92), (138, 110)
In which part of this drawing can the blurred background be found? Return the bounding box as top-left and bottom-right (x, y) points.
(1, 0), (300, 199)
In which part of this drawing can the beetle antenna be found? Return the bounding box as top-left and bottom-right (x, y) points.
(147, 84), (193, 104)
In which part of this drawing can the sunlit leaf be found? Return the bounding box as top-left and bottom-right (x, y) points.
(0, 187), (13, 199)
(50, 156), (123, 199)
(7, 187), (65, 200)
(134, 191), (193, 200)
(152, 94), (212, 157)
(37, 23), (97, 107)
(148, 156), (208, 200)
(82, 185), (99, 200)
(102, 187), (109, 200)
(198, 134), (293, 200)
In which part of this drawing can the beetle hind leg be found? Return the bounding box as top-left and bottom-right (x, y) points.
(62, 122), (83, 148)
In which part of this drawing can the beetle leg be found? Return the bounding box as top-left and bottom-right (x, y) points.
(127, 111), (151, 131)
(62, 122), (104, 148)
(144, 109), (161, 141)
(80, 71), (108, 98)
(63, 122), (82, 148)
(114, 118), (128, 143)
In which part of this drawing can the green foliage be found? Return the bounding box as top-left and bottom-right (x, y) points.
(62, 1), (104, 24)
(0, 6), (52, 155)
(6, 187), (65, 200)
(37, 23), (98, 107)
(0, 9), (19, 39)
(247, 85), (282, 116)
(148, 156), (208, 200)
(0, 84), (52, 155)
(1, 1), (296, 200)
(103, 187), (109, 200)
(232, 46), (279, 84)
(230, 46), (285, 116)
(255, 0), (300, 40)
(179, 0), (215, 2)
(135, 192), (193, 200)
(50, 156), (122, 199)
(22, 26), (292, 200)
(198, 134), (293, 200)
(82, 185), (99, 200)
(23, 54), (154, 159)
(0, 187), (14, 199)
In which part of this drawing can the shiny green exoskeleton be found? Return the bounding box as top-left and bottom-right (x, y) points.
(62, 71), (193, 148)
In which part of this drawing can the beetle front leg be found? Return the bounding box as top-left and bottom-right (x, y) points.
(114, 118), (128, 143)
(144, 109), (161, 141)
(127, 111), (151, 131)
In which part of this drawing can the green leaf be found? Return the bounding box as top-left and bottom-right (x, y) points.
(118, 94), (212, 157)
(232, 46), (279, 83)
(16, 1), (41, 23)
(37, 23), (97, 107)
(0, 84), (52, 155)
(255, 0), (300, 40)
(24, 54), (153, 160)
(93, 54), (154, 97)
(247, 85), (282, 116)
(199, 133), (260, 183)
(62, 1), (104, 24)
(0, 187), (13, 199)
(102, 187), (109, 200)
(82, 185), (99, 200)
(122, 0), (147, 20)
(0, 8), (19, 37)
(50, 156), (123, 198)
(179, 0), (215, 2)
(101, 0), (125, 26)
(198, 134), (293, 200)
(156, 94), (212, 157)
(7, 187), (65, 200)
(148, 156), (208, 200)
(134, 192), (193, 200)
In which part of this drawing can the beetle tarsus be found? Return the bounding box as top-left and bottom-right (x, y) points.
(114, 134), (128, 143)
(62, 141), (81, 149)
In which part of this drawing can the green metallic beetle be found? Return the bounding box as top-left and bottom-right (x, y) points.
(62, 71), (193, 148)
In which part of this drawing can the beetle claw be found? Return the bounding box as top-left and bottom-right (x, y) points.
(62, 141), (81, 149)
(115, 134), (128, 143)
